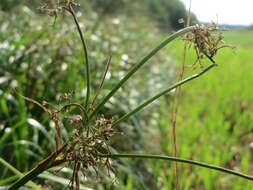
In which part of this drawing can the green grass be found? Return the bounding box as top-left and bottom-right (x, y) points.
(148, 30), (253, 189)
(224, 30), (253, 48)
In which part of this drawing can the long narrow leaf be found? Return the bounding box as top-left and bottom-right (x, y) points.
(89, 26), (196, 119)
(112, 62), (217, 126)
(0, 175), (19, 185)
(0, 157), (41, 190)
(100, 154), (253, 181)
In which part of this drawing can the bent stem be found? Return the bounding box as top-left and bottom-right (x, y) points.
(65, 5), (90, 108)
(112, 61), (217, 127)
(100, 154), (253, 181)
(58, 103), (88, 121)
(89, 26), (197, 119)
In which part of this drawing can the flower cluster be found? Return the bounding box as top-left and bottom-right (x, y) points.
(183, 23), (233, 65)
(63, 116), (115, 189)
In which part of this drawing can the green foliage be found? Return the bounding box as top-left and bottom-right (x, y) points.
(86, 0), (197, 30)
(224, 30), (253, 48)
(0, 0), (23, 11)
(88, 0), (126, 14)
(1, 1), (253, 190)
(149, 31), (253, 189)
(0, 3), (173, 189)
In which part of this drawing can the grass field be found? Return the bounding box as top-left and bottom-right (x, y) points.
(146, 30), (253, 189)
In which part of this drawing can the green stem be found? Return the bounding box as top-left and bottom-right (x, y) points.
(66, 5), (90, 108)
(0, 158), (41, 190)
(100, 153), (253, 181)
(8, 166), (45, 190)
(0, 175), (19, 185)
(89, 26), (196, 119)
(112, 62), (217, 127)
(8, 145), (67, 190)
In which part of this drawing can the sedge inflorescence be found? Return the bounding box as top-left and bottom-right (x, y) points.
(14, 89), (117, 190)
(183, 23), (233, 65)
(13, 2), (236, 190)
(63, 116), (116, 189)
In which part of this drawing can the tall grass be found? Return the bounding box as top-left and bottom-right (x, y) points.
(1, 1), (253, 190)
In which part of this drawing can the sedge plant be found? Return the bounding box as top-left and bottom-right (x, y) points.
(6, 1), (253, 190)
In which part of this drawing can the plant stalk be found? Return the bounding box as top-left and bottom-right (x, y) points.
(100, 153), (253, 181)
(8, 145), (67, 190)
(112, 62), (217, 127)
(0, 158), (41, 190)
(89, 26), (197, 119)
(8, 166), (46, 190)
(66, 5), (90, 108)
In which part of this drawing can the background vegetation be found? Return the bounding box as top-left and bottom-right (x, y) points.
(0, 0), (253, 189)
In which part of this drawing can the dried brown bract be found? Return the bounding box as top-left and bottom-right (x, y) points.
(183, 23), (233, 65)
(66, 115), (83, 124)
(59, 91), (75, 103)
(37, 3), (62, 18)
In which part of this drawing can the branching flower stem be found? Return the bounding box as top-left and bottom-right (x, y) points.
(99, 153), (253, 181)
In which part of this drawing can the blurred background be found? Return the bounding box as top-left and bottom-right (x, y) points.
(0, 0), (253, 189)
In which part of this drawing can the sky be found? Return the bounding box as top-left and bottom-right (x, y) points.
(180, 0), (253, 25)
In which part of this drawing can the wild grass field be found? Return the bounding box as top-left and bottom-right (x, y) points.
(1, 2), (253, 190)
(150, 30), (253, 190)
